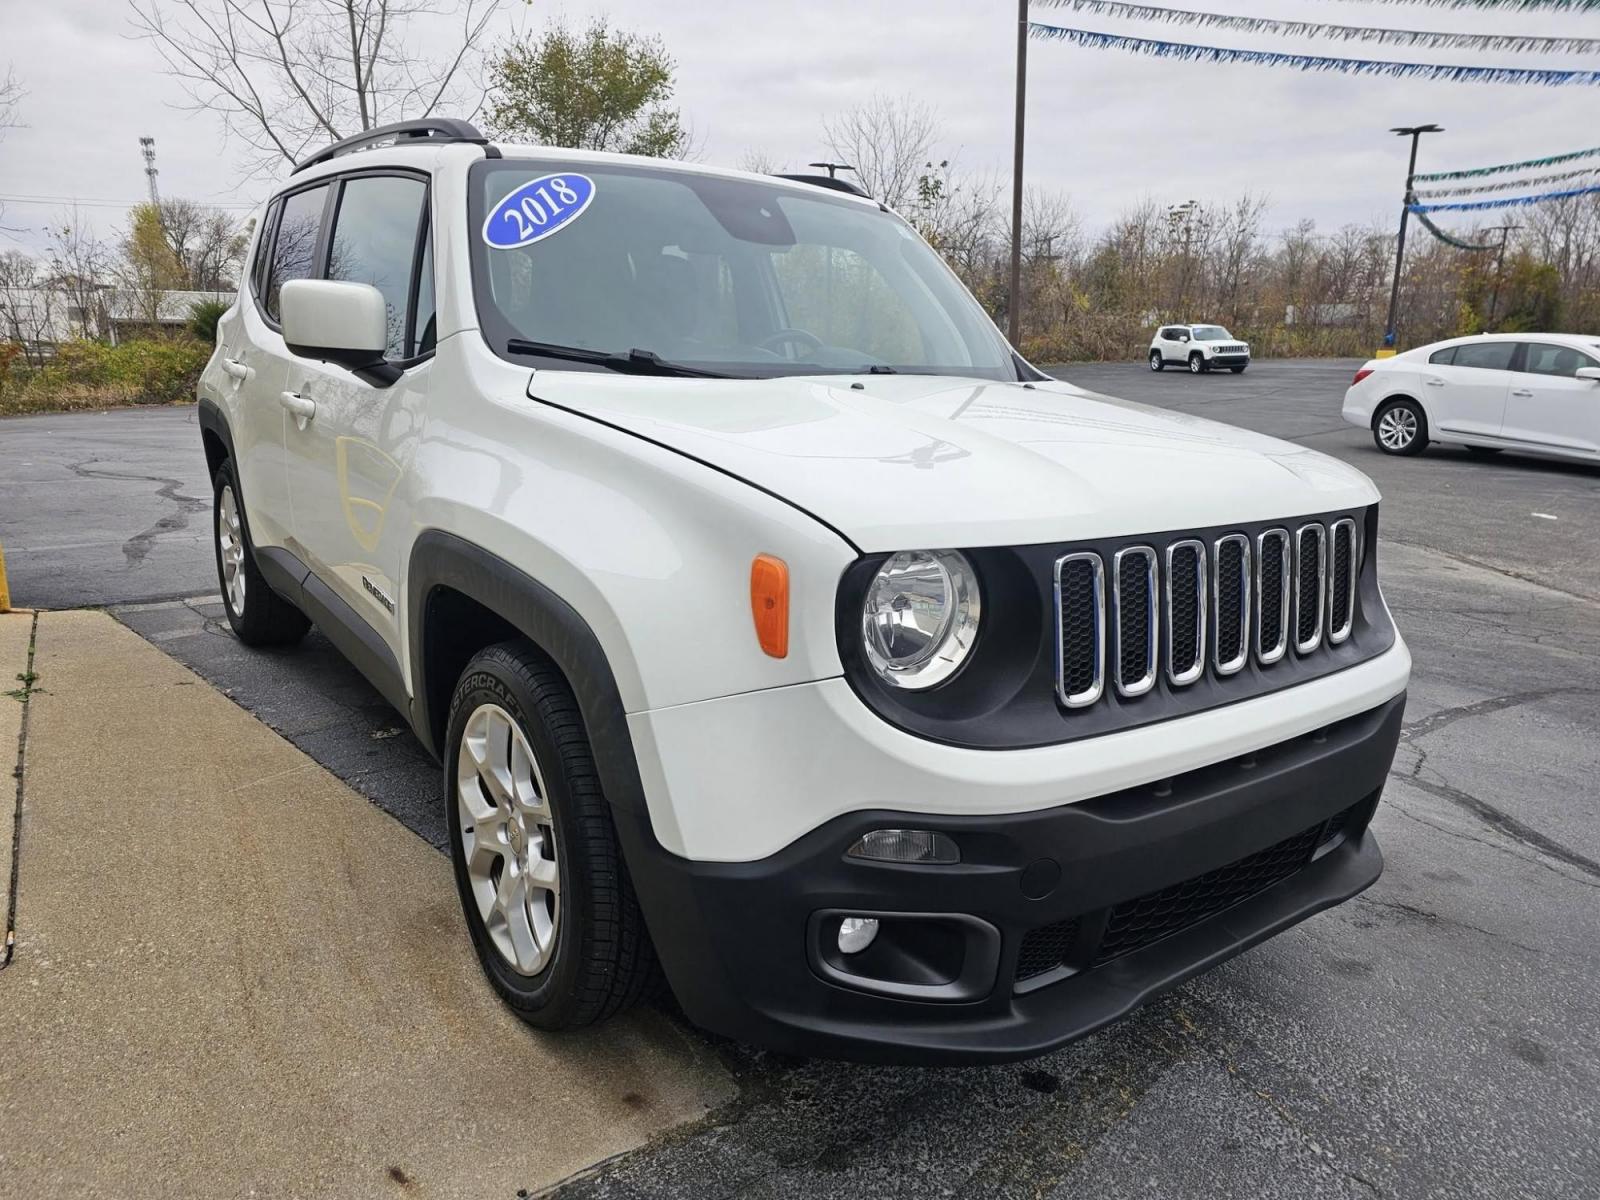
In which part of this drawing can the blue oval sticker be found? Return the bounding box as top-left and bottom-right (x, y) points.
(482, 173), (596, 250)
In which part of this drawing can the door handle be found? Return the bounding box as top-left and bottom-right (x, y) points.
(279, 390), (317, 423)
(1425, 378), (1445, 387)
(1511, 388), (1534, 398)
(221, 356), (252, 382)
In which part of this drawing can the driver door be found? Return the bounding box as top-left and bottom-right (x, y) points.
(281, 171), (434, 665)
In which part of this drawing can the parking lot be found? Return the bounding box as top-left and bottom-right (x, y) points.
(2, 359), (1598, 1197)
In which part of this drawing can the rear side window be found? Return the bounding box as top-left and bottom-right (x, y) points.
(327, 174), (429, 359)
(1452, 342), (1516, 372)
(250, 199), (281, 301)
(1522, 342), (1596, 377)
(265, 184), (331, 322)
(1428, 346), (1456, 366)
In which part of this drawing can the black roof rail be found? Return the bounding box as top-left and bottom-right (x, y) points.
(773, 173), (871, 198)
(292, 118), (493, 175)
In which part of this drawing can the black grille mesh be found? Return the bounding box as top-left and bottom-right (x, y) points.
(1259, 533), (1286, 656)
(1015, 918), (1080, 982)
(1330, 523), (1354, 635)
(1296, 527), (1323, 646)
(1059, 558), (1099, 699)
(1011, 801), (1368, 985)
(1092, 822), (1324, 967)
(1216, 540), (1245, 665)
(1117, 553), (1152, 688)
(1169, 546), (1201, 677)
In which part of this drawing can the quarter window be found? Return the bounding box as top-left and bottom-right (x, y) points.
(1522, 342), (1597, 378)
(327, 175), (429, 359)
(265, 184), (330, 323)
(251, 199), (281, 301)
(1451, 342), (1517, 372)
(1427, 346), (1456, 366)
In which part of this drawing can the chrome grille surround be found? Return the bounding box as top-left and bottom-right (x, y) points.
(1255, 528), (1291, 665)
(1327, 518), (1358, 645)
(1293, 523), (1327, 655)
(1112, 546), (1159, 698)
(1164, 539), (1208, 687)
(1054, 551), (1106, 709)
(1212, 533), (1252, 676)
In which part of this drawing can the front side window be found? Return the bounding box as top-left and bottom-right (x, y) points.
(327, 174), (428, 359)
(1452, 341), (1517, 372)
(1522, 342), (1598, 378)
(266, 184), (330, 323)
(468, 160), (1018, 381)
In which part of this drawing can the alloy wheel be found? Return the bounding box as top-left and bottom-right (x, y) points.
(1377, 406), (1417, 451)
(218, 484), (247, 613)
(456, 703), (561, 976)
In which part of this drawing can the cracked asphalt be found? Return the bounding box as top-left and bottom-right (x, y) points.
(3, 362), (1598, 1198)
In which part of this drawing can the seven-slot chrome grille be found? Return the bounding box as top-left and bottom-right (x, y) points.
(1055, 516), (1360, 709)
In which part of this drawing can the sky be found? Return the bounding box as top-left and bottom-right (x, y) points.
(1, 0), (1595, 258)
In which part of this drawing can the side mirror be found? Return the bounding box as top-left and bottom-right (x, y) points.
(281, 279), (388, 372)
(1575, 367), (1600, 382)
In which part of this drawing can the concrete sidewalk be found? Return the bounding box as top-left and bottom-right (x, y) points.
(0, 610), (731, 1199)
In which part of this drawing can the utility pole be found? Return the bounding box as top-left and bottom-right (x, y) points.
(139, 136), (160, 205)
(1485, 223), (1520, 330)
(1007, 0), (1029, 347)
(1381, 123), (1442, 355)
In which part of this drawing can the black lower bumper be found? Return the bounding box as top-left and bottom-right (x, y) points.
(1208, 354), (1249, 368)
(616, 693), (1404, 1064)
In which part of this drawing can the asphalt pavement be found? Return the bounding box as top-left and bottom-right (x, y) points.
(3, 364), (1599, 1198)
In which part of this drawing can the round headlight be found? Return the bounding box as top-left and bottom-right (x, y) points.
(860, 550), (980, 690)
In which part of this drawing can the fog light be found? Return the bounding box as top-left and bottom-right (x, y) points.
(837, 916), (880, 954)
(847, 829), (960, 865)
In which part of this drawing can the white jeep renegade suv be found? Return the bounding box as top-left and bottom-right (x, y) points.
(1150, 324), (1252, 374)
(199, 120), (1408, 1063)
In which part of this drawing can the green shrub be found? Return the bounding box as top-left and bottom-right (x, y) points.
(0, 336), (211, 416)
(188, 298), (230, 344)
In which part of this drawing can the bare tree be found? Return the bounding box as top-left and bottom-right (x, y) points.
(44, 213), (111, 340)
(0, 252), (57, 366)
(154, 198), (249, 290)
(822, 93), (937, 211)
(738, 148), (782, 176)
(0, 65), (21, 133)
(127, 0), (511, 174)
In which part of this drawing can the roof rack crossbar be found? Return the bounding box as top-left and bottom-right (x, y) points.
(292, 118), (489, 175)
(773, 173), (872, 198)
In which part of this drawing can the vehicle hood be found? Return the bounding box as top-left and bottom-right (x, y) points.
(524, 370), (1378, 551)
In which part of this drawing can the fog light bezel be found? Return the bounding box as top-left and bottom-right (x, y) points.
(807, 909), (1000, 1003)
(846, 828), (961, 866)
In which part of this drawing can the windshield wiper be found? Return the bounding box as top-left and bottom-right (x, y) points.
(506, 338), (730, 378)
(864, 364), (899, 374)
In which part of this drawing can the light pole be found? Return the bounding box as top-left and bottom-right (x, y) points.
(1008, 0), (1029, 347)
(1381, 123), (1442, 355)
(808, 161), (855, 181)
(1485, 223), (1520, 330)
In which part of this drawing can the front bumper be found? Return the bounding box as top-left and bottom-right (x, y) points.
(616, 692), (1404, 1064)
(1207, 354), (1250, 368)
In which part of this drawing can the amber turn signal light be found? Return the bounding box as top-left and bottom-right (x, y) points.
(750, 554), (789, 659)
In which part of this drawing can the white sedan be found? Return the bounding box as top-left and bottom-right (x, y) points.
(1342, 333), (1600, 460)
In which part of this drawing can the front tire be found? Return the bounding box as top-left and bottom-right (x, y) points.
(212, 460), (310, 646)
(1373, 398), (1428, 456)
(446, 642), (658, 1030)
(1149, 351), (1164, 372)
(1188, 353), (1207, 374)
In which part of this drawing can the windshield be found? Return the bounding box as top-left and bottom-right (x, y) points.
(1191, 325), (1233, 341)
(468, 159), (1019, 381)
